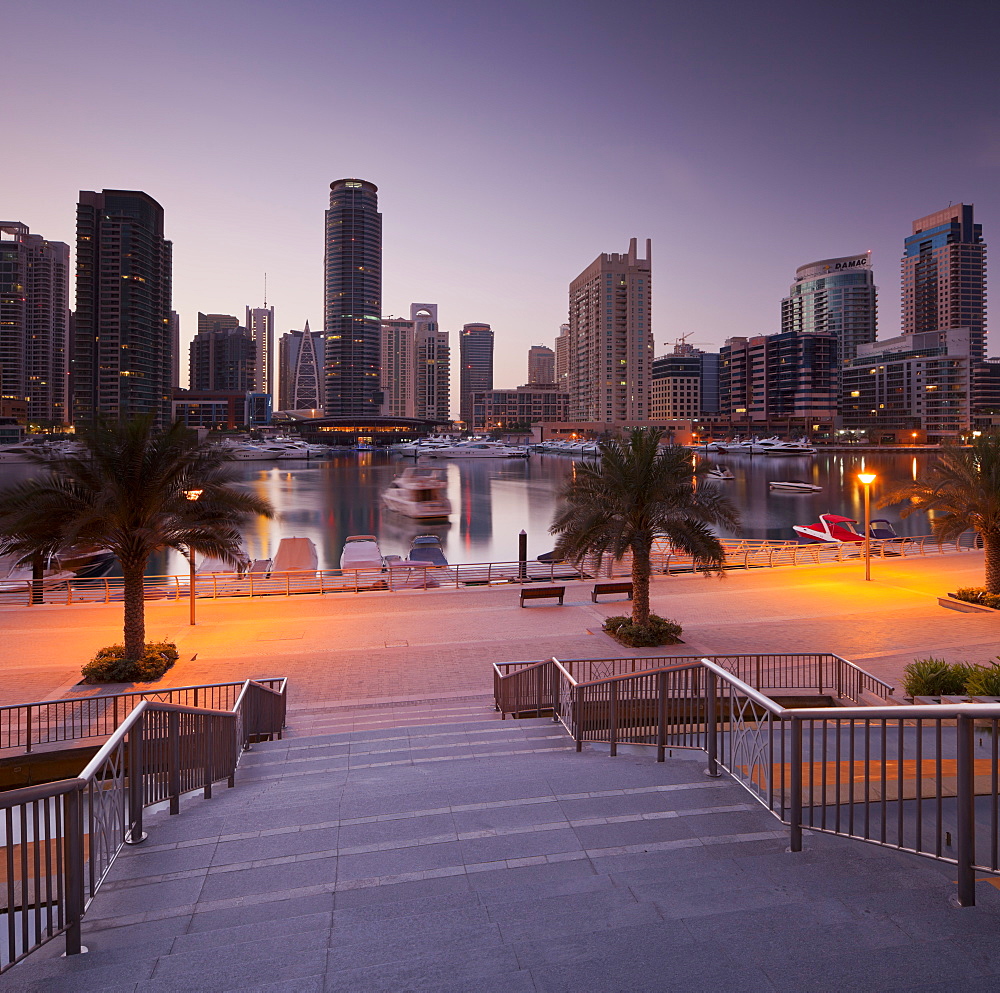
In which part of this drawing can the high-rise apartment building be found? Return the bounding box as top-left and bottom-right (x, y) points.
(459, 323), (493, 428)
(189, 317), (255, 393)
(554, 324), (570, 392)
(528, 345), (555, 384)
(278, 321), (322, 411)
(902, 204), (987, 360)
(782, 252), (875, 367)
(168, 311), (180, 389)
(412, 304), (450, 422)
(380, 316), (415, 418)
(324, 179), (382, 415)
(0, 222), (70, 424)
(73, 190), (172, 426)
(568, 238), (653, 423)
(651, 349), (702, 421)
(246, 305), (275, 399)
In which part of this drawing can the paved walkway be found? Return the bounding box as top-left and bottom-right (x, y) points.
(0, 549), (992, 708)
(4, 699), (1000, 992)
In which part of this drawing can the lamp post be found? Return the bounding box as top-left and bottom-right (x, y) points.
(857, 472), (876, 581)
(184, 489), (203, 624)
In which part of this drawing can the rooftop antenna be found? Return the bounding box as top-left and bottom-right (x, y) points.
(263, 273), (267, 308)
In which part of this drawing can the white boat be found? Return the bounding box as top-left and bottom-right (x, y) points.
(427, 441), (529, 459)
(382, 468), (452, 520)
(769, 480), (822, 492)
(406, 534), (448, 567)
(792, 514), (865, 543)
(761, 438), (817, 456)
(340, 535), (384, 571)
(272, 536), (319, 572)
(707, 466), (735, 480)
(227, 444), (275, 461)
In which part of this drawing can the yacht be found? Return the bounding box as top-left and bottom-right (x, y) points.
(761, 438), (818, 457)
(792, 514), (865, 543)
(340, 535), (385, 572)
(381, 468), (452, 520)
(427, 441), (529, 459)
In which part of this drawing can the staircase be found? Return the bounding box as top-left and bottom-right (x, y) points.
(3, 695), (1000, 992)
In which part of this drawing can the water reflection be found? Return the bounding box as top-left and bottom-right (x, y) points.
(0, 449), (939, 575)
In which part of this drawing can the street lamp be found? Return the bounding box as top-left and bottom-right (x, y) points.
(857, 472), (876, 581)
(184, 489), (203, 625)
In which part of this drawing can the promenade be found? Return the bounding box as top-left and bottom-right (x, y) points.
(0, 549), (993, 708)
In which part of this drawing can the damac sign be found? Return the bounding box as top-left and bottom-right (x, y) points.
(833, 257), (869, 270)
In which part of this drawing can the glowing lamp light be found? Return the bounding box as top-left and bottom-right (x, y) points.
(857, 473), (876, 486)
(184, 489), (203, 501)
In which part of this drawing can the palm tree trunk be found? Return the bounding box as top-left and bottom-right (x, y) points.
(122, 564), (146, 661)
(631, 545), (651, 627)
(984, 531), (1000, 595)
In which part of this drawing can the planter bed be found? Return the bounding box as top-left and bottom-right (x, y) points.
(938, 594), (1000, 613)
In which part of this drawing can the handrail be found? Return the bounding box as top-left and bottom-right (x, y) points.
(0, 676), (287, 972)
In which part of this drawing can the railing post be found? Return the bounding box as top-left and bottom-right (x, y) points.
(789, 717), (803, 852)
(63, 787), (86, 956)
(168, 710), (180, 815)
(609, 681), (618, 757)
(203, 714), (214, 800)
(25, 703), (32, 753)
(551, 666), (560, 724)
(706, 670), (720, 777)
(575, 686), (584, 752)
(656, 671), (667, 762)
(956, 713), (977, 907)
(126, 717), (147, 844)
(536, 664), (544, 718)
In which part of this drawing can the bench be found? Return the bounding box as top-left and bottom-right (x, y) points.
(591, 581), (634, 603)
(520, 585), (565, 607)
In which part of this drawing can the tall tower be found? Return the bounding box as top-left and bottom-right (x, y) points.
(0, 222), (70, 424)
(902, 204), (987, 359)
(246, 303), (275, 399)
(380, 316), (415, 418)
(412, 304), (450, 422)
(782, 252), (875, 368)
(291, 321), (321, 410)
(528, 345), (555, 384)
(459, 323), (493, 428)
(73, 190), (172, 426)
(324, 179), (382, 415)
(568, 238), (652, 423)
(554, 323), (570, 392)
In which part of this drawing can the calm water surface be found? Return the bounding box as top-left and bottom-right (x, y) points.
(0, 449), (939, 575)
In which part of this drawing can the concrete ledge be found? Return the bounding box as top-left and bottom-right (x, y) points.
(938, 594), (1000, 613)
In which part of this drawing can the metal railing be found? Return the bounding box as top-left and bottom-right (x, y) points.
(0, 677), (286, 971)
(0, 531), (982, 607)
(494, 652), (1000, 906)
(0, 678), (286, 754)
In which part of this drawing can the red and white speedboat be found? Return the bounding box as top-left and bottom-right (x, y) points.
(792, 514), (865, 544)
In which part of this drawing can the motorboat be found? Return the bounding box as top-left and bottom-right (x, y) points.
(381, 468), (452, 520)
(406, 534), (448, 567)
(869, 519), (902, 540)
(769, 480), (822, 492)
(55, 544), (117, 578)
(761, 438), (817, 457)
(707, 466), (735, 480)
(792, 514), (865, 543)
(272, 536), (320, 573)
(426, 441), (529, 459)
(340, 535), (384, 572)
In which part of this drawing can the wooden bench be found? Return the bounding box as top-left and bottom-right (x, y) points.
(591, 581), (634, 603)
(520, 585), (565, 607)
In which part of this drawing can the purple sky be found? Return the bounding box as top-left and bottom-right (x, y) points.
(6, 0), (1000, 405)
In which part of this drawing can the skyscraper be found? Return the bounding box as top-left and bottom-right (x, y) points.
(568, 238), (652, 423)
(168, 311), (181, 389)
(73, 190), (172, 426)
(278, 321), (322, 411)
(554, 324), (570, 392)
(528, 345), (555, 384)
(246, 304), (275, 400)
(412, 304), (450, 422)
(0, 222), (70, 424)
(459, 323), (493, 428)
(324, 179), (382, 415)
(189, 315), (255, 392)
(902, 204), (987, 359)
(380, 316), (415, 418)
(782, 252), (876, 367)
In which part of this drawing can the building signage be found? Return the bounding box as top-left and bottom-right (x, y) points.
(795, 253), (871, 282)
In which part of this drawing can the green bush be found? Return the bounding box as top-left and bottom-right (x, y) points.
(902, 657), (975, 697)
(603, 614), (683, 647)
(953, 587), (1000, 610)
(82, 642), (179, 684)
(965, 661), (1000, 697)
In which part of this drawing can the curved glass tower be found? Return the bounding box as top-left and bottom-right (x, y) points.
(781, 253), (876, 367)
(324, 179), (382, 415)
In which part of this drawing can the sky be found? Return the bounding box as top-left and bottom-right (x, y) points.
(5, 0), (1000, 409)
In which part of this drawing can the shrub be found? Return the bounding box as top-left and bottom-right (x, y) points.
(953, 587), (1000, 610)
(902, 657), (974, 697)
(603, 614), (683, 647)
(965, 661), (1000, 697)
(82, 642), (179, 684)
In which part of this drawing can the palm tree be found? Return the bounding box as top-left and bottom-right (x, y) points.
(881, 434), (1000, 593)
(0, 416), (274, 661)
(550, 427), (739, 627)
